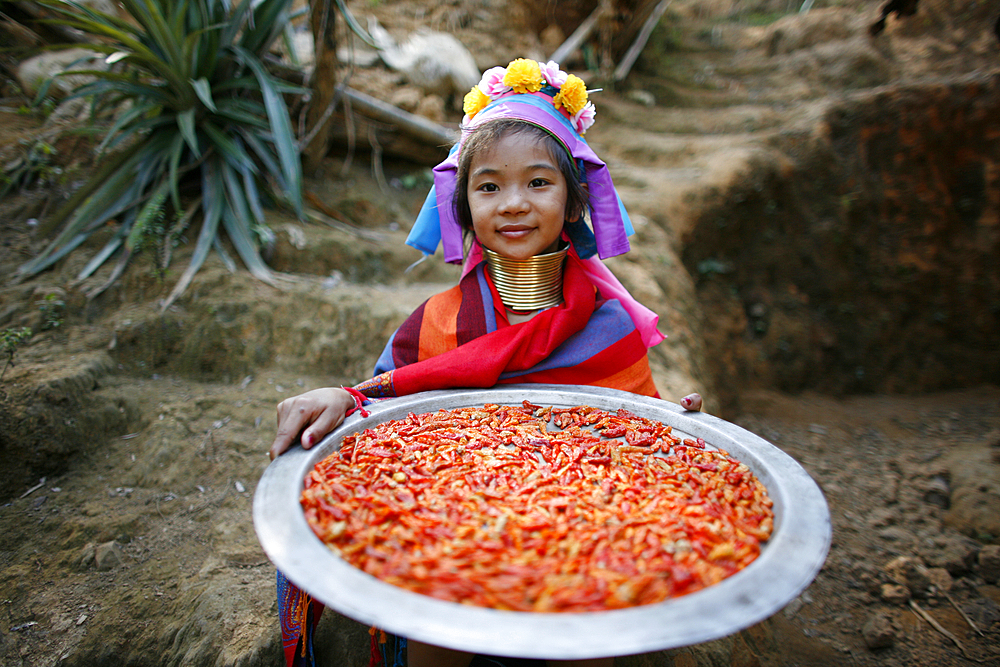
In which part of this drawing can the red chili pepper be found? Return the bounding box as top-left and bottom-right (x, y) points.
(300, 403), (774, 612)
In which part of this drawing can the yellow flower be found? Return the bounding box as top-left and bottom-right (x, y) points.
(463, 86), (490, 118)
(553, 74), (588, 115)
(502, 58), (543, 94)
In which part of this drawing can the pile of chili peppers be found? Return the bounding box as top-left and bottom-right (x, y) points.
(301, 402), (774, 612)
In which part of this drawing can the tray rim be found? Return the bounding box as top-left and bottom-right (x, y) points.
(253, 384), (831, 659)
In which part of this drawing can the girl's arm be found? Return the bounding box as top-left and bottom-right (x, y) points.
(269, 387), (356, 460)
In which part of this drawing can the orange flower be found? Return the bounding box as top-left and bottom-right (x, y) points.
(502, 58), (543, 94)
(463, 86), (490, 118)
(553, 74), (588, 115)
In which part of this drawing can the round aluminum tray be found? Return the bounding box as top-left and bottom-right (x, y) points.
(253, 385), (830, 660)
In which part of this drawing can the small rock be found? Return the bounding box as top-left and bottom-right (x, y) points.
(389, 85), (422, 112)
(961, 597), (1000, 628)
(866, 506), (897, 528)
(884, 473), (900, 504)
(862, 611), (896, 650)
(94, 541), (124, 570)
(925, 567), (953, 594)
(922, 534), (980, 575)
(415, 94), (445, 123)
(625, 90), (656, 107)
(78, 543), (96, 570)
(880, 583), (910, 605)
(885, 555), (931, 597)
(198, 555), (226, 578)
(16, 48), (106, 99)
(979, 544), (1000, 583)
(923, 475), (951, 509)
(783, 595), (807, 618)
(368, 18), (479, 98)
(877, 526), (913, 543)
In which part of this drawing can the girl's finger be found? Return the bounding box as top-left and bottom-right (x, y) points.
(270, 400), (318, 459)
(300, 408), (343, 450)
(680, 393), (703, 411)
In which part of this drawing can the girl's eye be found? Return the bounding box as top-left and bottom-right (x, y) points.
(478, 182), (499, 192)
(529, 178), (550, 188)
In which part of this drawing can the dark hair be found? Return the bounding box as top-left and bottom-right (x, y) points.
(453, 120), (589, 236)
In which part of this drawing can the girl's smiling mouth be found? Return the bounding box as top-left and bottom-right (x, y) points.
(497, 225), (534, 238)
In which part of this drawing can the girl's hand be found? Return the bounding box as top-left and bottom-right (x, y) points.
(269, 387), (355, 460)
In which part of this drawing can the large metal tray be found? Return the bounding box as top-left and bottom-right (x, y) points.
(253, 385), (830, 660)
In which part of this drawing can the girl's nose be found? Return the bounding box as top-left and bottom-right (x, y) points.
(499, 188), (529, 214)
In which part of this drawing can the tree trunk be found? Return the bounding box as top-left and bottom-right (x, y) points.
(302, 0), (338, 174)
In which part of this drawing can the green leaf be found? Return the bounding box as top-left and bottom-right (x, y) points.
(221, 0), (256, 46)
(238, 0), (288, 55)
(18, 147), (148, 278)
(333, 0), (377, 48)
(177, 108), (200, 156)
(190, 77), (217, 112)
(96, 101), (158, 154)
(202, 120), (257, 174)
(281, 23), (301, 68)
(232, 45), (301, 216)
(237, 127), (283, 187)
(221, 165), (277, 286)
(76, 227), (127, 281)
(167, 132), (186, 212)
(161, 161), (225, 310)
(213, 99), (269, 128)
(238, 156), (266, 224)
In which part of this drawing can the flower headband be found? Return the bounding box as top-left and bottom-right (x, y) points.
(463, 58), (597, 135)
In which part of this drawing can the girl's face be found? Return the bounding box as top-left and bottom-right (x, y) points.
(467, 132), (568, 260)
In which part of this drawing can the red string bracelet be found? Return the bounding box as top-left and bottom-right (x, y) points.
(342, 386), (371, 418)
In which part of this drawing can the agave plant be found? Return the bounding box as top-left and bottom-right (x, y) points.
(17, 0), (305, 307)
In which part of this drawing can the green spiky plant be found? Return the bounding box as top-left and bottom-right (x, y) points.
(17, 0), (306, 308)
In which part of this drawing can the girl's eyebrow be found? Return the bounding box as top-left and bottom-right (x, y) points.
(471, 163), (558, 178)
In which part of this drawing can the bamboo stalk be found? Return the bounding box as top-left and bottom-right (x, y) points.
(613, 0), (672, 82)
(549, 5), (606, 65)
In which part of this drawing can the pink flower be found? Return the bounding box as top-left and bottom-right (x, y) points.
(478, 66), (510, 97)
(539, 60), (568, 88)
(572, 101), (596, 134)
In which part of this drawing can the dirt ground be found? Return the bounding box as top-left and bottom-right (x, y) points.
(1, 0), (999, 665)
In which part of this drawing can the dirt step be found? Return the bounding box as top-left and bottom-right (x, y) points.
(0, 351), (143, 498)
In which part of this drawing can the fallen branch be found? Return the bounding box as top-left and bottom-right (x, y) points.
(303, 209), (386, 242)
(339, 86), (457, 148)
(909, 600), (984, 663)
(20, 477), (46, 499)
(945, 592), (985, 637)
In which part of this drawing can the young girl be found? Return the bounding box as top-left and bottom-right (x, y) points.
(270, 58), (667, 667)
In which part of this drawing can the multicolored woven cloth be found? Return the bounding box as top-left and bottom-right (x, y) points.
(359, 249), (658, 399)
(277, 570), (325, 666)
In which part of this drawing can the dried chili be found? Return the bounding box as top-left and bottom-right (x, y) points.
(301, 402), (774, 612)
